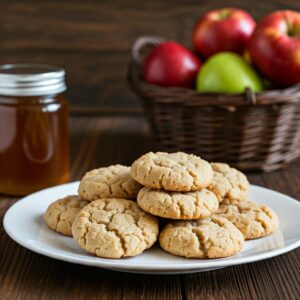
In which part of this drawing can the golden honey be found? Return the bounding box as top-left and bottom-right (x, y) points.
(0, 64), (70, 195)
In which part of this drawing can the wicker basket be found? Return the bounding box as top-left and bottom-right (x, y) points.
(128, 36), (300, 172)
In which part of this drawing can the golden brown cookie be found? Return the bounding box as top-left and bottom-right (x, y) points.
(217, 200), (279, 240)
(137, 187), (219, 220)
(44, 195), (89, 236)
(159, 216), (244, 258)
(208, 163), (249, 202)
(78, 164), (142, 201)
(131, 152), (213, 192)
(72, 198), (159, 258)
(221, 197), (249, 205)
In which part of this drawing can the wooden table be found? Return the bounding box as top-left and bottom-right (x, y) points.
(1, 115), (300, 300)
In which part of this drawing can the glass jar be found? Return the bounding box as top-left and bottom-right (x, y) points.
(0, 64), (70, 196)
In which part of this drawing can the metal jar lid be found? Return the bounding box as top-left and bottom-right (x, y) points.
(0, 64), (66, 96)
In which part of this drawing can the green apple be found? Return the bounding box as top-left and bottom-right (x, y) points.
(196, 52), (263, 93)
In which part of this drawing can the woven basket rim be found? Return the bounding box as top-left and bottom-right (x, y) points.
(128, 36), (300, 106)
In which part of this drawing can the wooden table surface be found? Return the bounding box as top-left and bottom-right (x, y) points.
(1, 115), (300, 300)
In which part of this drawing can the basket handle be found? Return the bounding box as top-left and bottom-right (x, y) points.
(131, 36), (165, 68)
(128, 36), (165, 84)
(245, 87), (257, 105)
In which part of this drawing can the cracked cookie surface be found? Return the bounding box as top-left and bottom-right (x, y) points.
(78, 164), (142, 201)
(208, 163), (249, 202)
(159, 216), (244, 258)
(72, 198), (159, 258)
(131, 152), (213, 192)
(217, 200), (279, 240)
(137, 187), (219, 220)
(44, 195), (89, 236)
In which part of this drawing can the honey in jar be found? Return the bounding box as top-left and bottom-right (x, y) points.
(0, 64), (70, 196)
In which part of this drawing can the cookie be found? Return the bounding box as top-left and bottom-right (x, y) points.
(217, 200), (279, 240)
(72, 198), (159, 258)
(208, 163), (249, 202)
(137, 187), (219, 220)
(131, 152), (213, 192)
(159, 216), (244, 258)
(78, 164), (142, 201)
(222, 197), (248, 205)
(44, 195), (89, 236)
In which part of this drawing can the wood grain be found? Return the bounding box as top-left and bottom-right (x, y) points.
(1, 0), (300, 113)
(0, 116), (300, 300)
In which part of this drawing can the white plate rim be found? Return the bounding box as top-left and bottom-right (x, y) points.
(3, 182), (300, 271)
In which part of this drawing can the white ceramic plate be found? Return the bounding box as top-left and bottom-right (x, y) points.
(3, 182), (300, 274)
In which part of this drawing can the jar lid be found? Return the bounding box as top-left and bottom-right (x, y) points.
(0, 64), (66, 96)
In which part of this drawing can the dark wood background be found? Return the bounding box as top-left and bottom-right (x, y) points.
(1, 0), (300, 114)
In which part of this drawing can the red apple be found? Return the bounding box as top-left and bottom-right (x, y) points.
(249, 10), (300, 86)
(143, 42), (201, 88)
(193, 8), (256, 58)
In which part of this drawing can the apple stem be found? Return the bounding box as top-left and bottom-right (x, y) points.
(219, 9), (232, 20)
(285, 14), (300, 37)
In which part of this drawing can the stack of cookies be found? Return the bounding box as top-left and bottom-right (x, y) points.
(44, 164), (159, 258)
(132, 152), (245, 258)
(44, 152), (279, 260)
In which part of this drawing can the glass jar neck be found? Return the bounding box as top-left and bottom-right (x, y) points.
(0, 93), (65, 105)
